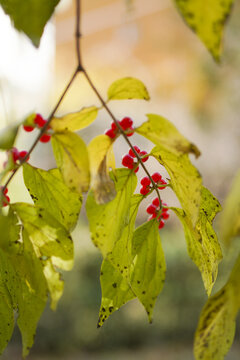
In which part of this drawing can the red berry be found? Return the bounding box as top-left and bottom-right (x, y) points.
(126, 126), (134, 137)
(140, 186), (150, 195)
(140, 177), (151, 187)
(152, 197), (160, 207)
(158, 219), (165, 229)
(129, 146), (140, 157)
(140, 151), (149, 162)
(111, 122), (118, 131)
(120, 117), (133, 130)
(162, 212), (169, 220)
(2, 195), (10, 207)
(11, 148), (19, 163)
(3, 188), (8, 195)
(40, 134), (51, 143)
(105, 129), (116, 139)
(19, 151), (30, 162)
(122, 154), (134, 169)
(134, 166), (139, 173)
(146, 204), (157, 215)
(152, 172), (162, 183)
(23, 125), (34, 132)
(158, 179), (167, 189)
(34, 114), (46, 128)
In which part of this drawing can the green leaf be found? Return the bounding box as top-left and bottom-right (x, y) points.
(86, 169), (137, 258)
(0, 209), (21, 254)
(12, 203), (74, 268)
(15, 231), (48, 357)
(88, 135), (116, 204)
(136, 113), (200, 157)
(107, 77), (150, 101)
(51, 131), (90, 193)
(23, 164), (82, 231)
(151, 145), (202, 225)
(51, 106), (99, 132)
(172, 187), (222, 296)
(98, 259), (135, 327)
(0, 0), (60, 47)
(220, 170), (240, 246)
(131, 220), (166, 322)
(194, 254), (240, 360)
(0, 124), (19, 150)
(174, 0), (234, 62)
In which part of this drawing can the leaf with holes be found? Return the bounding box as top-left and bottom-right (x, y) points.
(172, 187), (222, 296)
(108, 77), (150, 100)
(51, 131), (90, 193)
(174, 0), (234, 61)
(51, 106), (99, 132)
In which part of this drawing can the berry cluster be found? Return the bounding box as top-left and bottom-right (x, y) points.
(140, 172), (167, 195)
(121, 146), (149, 173)
(23, 113), (51, 143)
(0, 187), (10, 207)
(105, 117), (134, 139)
(3, 147), (30, 169)
(146, 197), (170, 229)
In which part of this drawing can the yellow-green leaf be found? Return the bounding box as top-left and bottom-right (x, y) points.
(152, 145), (202, 225)
(107, 77), (150, 100)
(194, 254), (240, 360)
(51, 131), (90, 193)
(172, 187), (222, 296)
(51, 106), (98, 132)
(86, 169), (137, 258)
(88, 135), (116, 204)
(174, 0), (234, 62)
(131, 220), (166, 322)
(220, 170), (240, 246)
(136, 113), (200, 157)
(12, 203), (74, 267)
(23, 164), (82, 231)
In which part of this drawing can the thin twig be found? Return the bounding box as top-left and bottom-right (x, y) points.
(76, 0), (82, 69)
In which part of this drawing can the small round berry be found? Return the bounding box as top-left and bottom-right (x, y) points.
(19, 151), (30, 162)
(11, 148), (19, 163)
(162, 212), (170, 220)
(158, 179), (167, 189)
(140, 186), (150, 196)
(134, 166), (139, 173)
(111, 122), (118, 131)
(2, 195), (10, 207)
(158, 219), (165, 229)
(120, 117), (133, 130)
(140, 151), (149, 162)
(3, 187), (8, 195)
(152, 197), (160, 207)
(152, 172), (162, 183)
(129, 146), (140, 157)
(146, 204), (157, 215)
(126, 126), (134, 137)
(140, 177), (151, 187)
(23, 125), (34, 132)
(105, 129), (116, 139)
(40, 134), (51, 143)
(122, 154), (134, 169)
(34, 114), (46, 128)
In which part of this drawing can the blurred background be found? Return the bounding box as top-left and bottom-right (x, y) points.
(0, 0), (240, 359)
